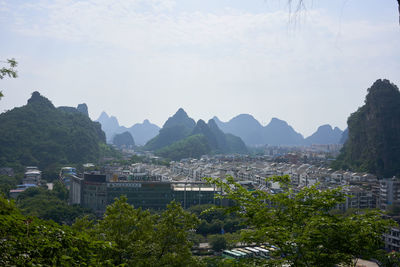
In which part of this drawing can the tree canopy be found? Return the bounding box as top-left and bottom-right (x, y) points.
(206, 175), (395, 266)
(1, 178), (398, 266)
(1, 195), (202, 266)
(16, 183), (91, 224)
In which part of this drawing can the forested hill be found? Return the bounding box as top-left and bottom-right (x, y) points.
(113, 131), (135, 147)
(333, 79), (400, 177)
(146, 109), (247, 160)
(0, 92), (106, 176)
(144, 108), (196, 151)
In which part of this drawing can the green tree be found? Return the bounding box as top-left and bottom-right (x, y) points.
(0, 174), (19, 197)
(224, 232), (242, 249)
(206, 175), (395, 266)
(151, 201), (200, 266)
(0, 58), (18, 99)
(188, 204), (245, 236)
(378, 251), (400, 267)
(17, 186), (91, 224)
(209, 234), (227, 252)
(0, 196), (109, 266)
(95, 195), (154, 265)
(52, 180), (69, 201)
(96, 196), (201, 266)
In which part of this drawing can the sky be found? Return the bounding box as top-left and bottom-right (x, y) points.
(0, 0), (399, 137)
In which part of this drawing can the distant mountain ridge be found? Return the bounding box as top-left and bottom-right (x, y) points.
(305, 125), (343, 145)
(96, 112), (160, 146)
(97, 111), (345, 147)
(97, 112), (120, 141)
(146, 109), (247, 160)
(213, 114), (263, 146)
(263, 118), (304, 145)
(129, 120), (160, 146)
(214, 114), (343, 146)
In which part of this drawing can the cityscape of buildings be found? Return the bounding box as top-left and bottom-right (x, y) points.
(5, 148), (400, 253)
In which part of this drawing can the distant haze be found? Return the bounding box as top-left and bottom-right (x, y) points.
(0, 0), (399, 136)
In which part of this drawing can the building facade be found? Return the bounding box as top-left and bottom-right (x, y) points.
(22, 167), (41, 185)
(70, 172), (220, 214)
(379, 179), (400, 211)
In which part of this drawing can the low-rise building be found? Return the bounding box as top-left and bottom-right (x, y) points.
(9, 184), (37, 199)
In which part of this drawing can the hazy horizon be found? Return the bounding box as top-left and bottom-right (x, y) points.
(1, 0), (399, 136)
(96, 106), (347, 138)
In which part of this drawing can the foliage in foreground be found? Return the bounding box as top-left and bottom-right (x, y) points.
(0, 197), (110, 266)
(0, 195), (202, 266)
(93, 196), (201, 266)
(206, 175), (396, 267)
(1, 175), (399, 266)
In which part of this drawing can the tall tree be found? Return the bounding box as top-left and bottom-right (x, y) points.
(95, 196), (201, 266)
(152, 201), (200, 266)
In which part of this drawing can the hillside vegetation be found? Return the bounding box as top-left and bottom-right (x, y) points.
(145, 109), (247, 160)
(113, 131), (135, 147)
(333, 79), (400, 177)
(0, 92), (106, 177)
(145, 108), (196, 151)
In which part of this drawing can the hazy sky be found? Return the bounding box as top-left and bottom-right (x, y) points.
(1, 0), (399, 137)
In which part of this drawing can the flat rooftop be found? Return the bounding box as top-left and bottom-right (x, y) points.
(173, 187), (216, 192)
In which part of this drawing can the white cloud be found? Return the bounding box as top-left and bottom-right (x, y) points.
(8, 1), (397, 58)
(1, 0), (399, 136)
